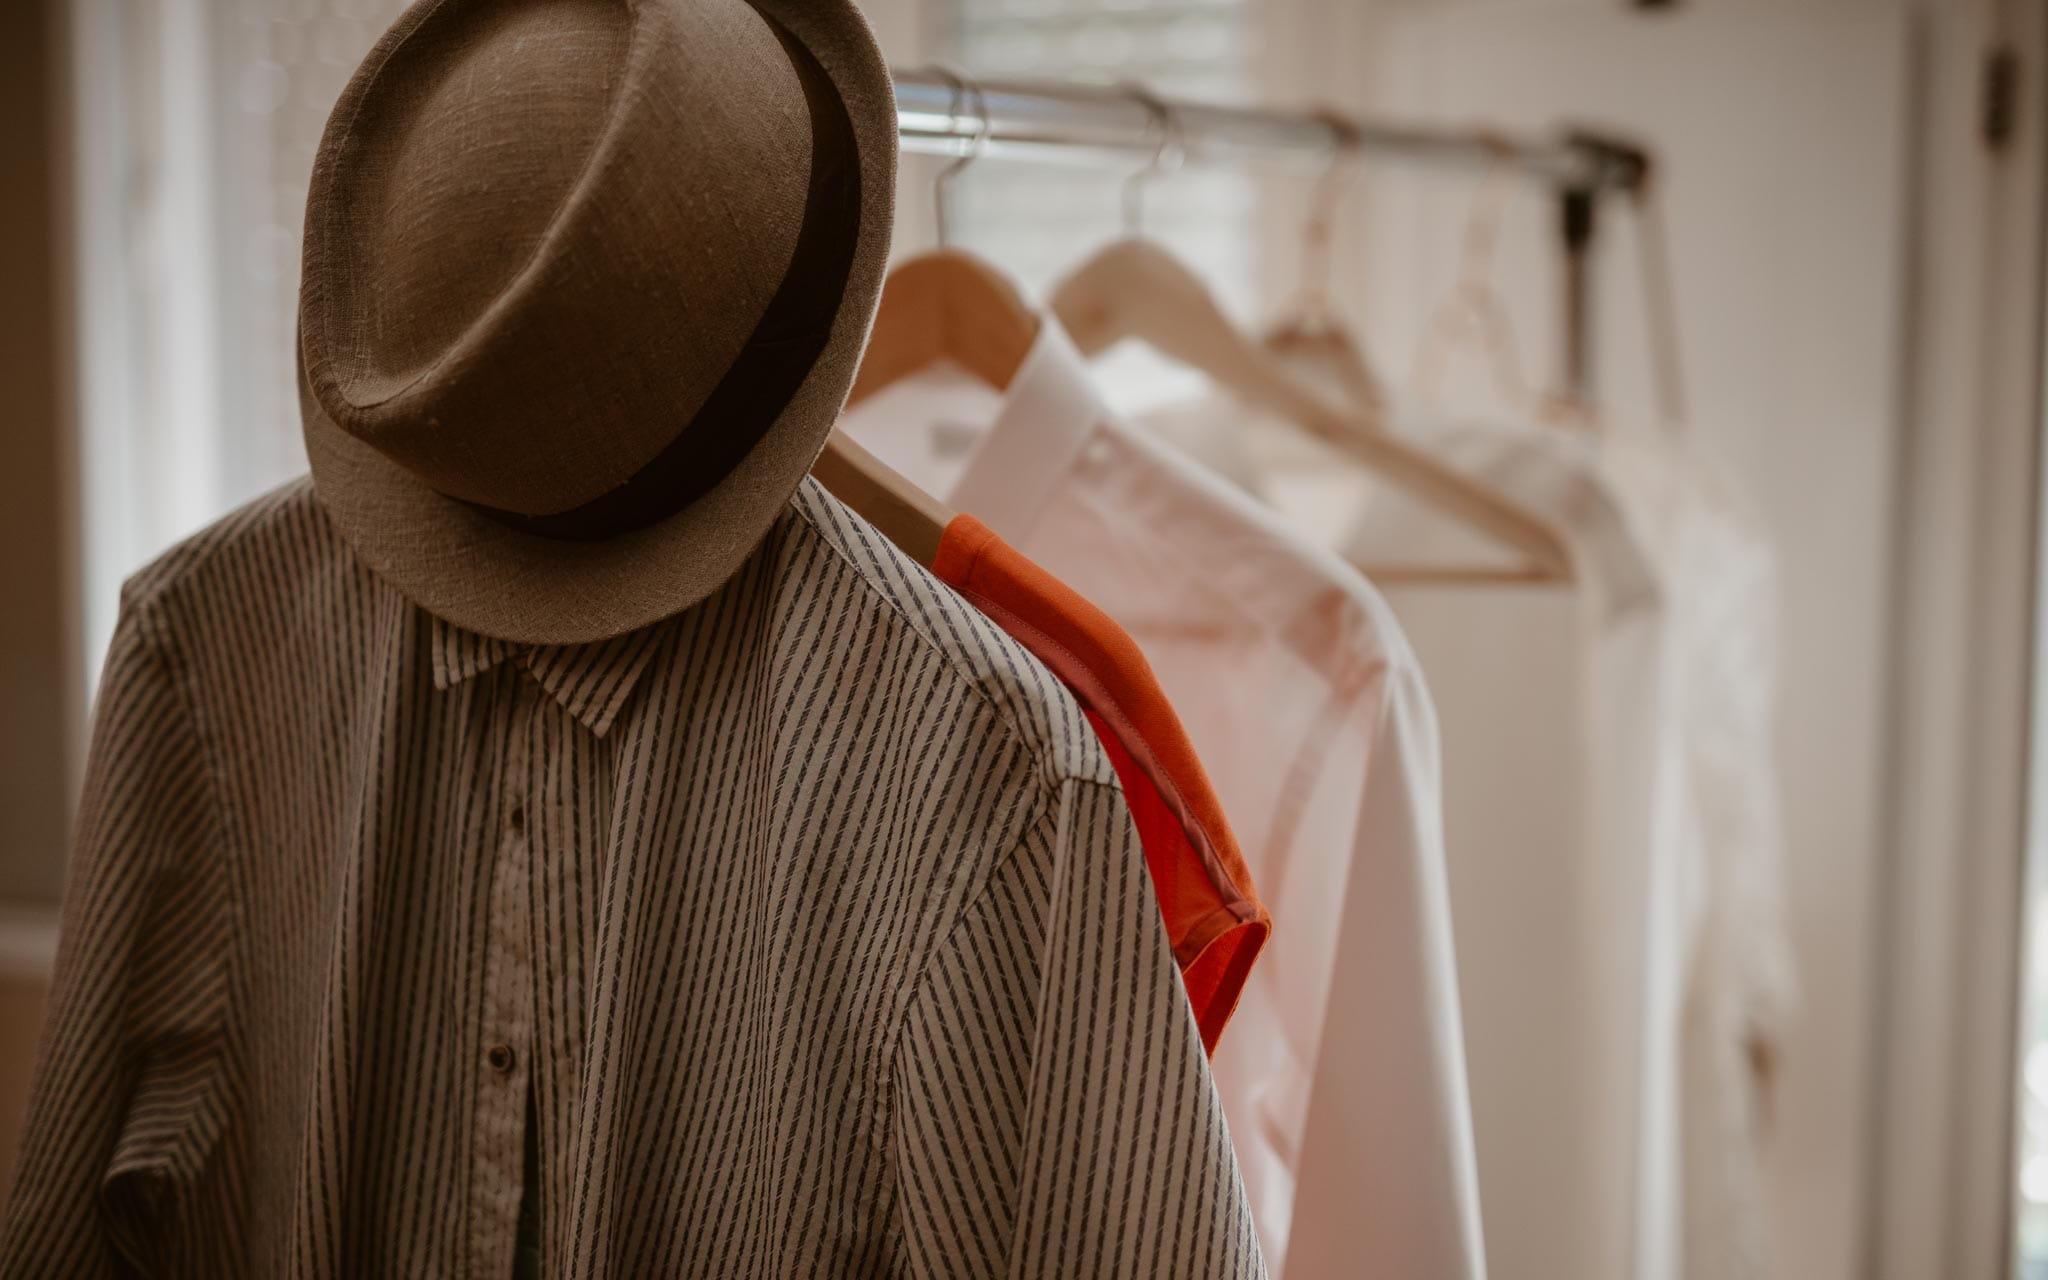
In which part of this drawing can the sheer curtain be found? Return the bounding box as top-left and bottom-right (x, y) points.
(71, 0), (412, 681)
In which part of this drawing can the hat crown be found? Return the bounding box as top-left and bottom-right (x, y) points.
(300, 0), (815, 515)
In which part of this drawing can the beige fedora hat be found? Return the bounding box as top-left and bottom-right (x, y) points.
(299, 0), (897, 646)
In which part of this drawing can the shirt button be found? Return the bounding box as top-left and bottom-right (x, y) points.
(487, 1044), (516, 1074)
(508, 803), (526, 832)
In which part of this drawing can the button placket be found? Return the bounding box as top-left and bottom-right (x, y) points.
(470, 674), (539, 1279)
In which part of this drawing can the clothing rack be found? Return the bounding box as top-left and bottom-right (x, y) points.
(892, 69), (1650, 400)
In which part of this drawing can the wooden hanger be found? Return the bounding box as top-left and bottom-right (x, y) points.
(813, 341), (959, 566)
(816, 68), (1039, 568)
(1265, 313), (1384, 416)
(1053, 93), (1568, 584)
(846, 249), (1039, 408)
(810, 429), (952, 566)
(824, 244), (1036, 567)
(1264, 111), (1385, 414)
(1053, 238), (1571, 583)
(1261, 126), (1573, 584)
(1410, 149), (1598, 433)
(849, 70), (1038, 408)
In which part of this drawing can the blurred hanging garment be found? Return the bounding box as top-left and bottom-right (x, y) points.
(839, 319), (1487, 1280)
(1595, 429), (1796, 1280)
(0, 478), (1267, 1280)
(1147, 386), (1792, 1280)
(931, 514), (1270, 1053)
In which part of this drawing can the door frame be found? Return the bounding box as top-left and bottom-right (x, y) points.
(1867, 2), (2048, 1277)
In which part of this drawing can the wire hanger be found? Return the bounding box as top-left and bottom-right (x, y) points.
(1411, 143), (1589, 430)
(932, 68), (980, 249)
(1051, 89), (1573, 586)
(846, 67), (1040, 409)
(1264, 109), (1385, 414)
(1118, 82), (1183, 238)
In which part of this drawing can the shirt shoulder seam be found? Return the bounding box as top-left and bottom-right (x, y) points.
(786, 494), (1104, 791)
(119, 478), (321, 618)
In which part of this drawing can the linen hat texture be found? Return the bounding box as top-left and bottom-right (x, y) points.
(299, 0), (898, 645)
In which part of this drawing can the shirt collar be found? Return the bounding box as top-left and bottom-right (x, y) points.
(429, 615), (667, 738)
(948, 316), (1118, 536)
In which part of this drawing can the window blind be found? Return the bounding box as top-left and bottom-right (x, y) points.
(931, 0), (1264, 412)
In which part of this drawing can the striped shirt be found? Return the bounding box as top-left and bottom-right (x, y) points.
(1, 477), (1264, 1279)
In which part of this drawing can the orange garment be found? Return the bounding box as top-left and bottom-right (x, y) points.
(934, 514), (1269, 1052)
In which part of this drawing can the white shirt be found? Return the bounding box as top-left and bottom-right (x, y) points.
(1149, 387), (1792, 1280)
(840, 322), (1487, 1280)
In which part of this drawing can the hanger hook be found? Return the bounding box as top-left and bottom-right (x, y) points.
(1121, 83), (1185, 237)
(929, 66), (991, 248)
(1296, 108), (1364, 315)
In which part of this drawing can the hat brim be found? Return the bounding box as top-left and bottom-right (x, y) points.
(303, 0), (896, 648)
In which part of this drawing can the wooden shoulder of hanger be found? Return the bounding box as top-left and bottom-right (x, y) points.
(849, 249), (1040, 407)
(813, 248), (1041, 570)
(811, 430), (952, 567)
(1052, 237), (1574, 585)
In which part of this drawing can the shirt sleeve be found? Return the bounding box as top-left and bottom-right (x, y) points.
(1285, 660), (1487, 1279)
(2, 600), (234, 1277)
(891, 776), (1266, 1279)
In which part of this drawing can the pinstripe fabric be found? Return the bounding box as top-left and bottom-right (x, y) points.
(1, 477), (1264, 1279)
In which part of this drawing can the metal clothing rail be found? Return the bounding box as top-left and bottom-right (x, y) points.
(892, 69), (1648, 193)
(891, 68), (1652, 400)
